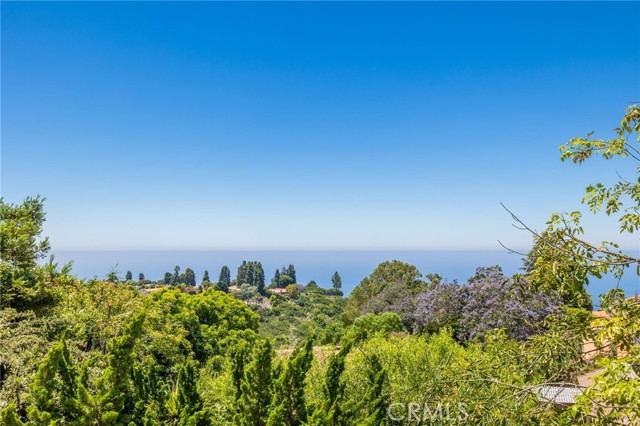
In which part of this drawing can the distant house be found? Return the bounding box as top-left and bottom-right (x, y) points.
(534, 366), (639, 410)
(532, 301), (640, 423)
(269, 287), (288, 295)
(140, 287), (167, 295)
(535, 385), (583, 407)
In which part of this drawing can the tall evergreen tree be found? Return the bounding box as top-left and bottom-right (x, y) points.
(214, 280), (229, 293)
(235, 339), (273, 426)
(309, 341), (353, 426)
(255, 262), (266, 295)
(94, 313), (146, 425)
(202, 270), (210, 283)
(184, 268), (196, 286)
(139, 272), (145, 282)
(132, 360), (169, 426)
(125, 271), (133, 281)
(237, 261), (248, 285)
(287, 265), (297, 284)
(166, 362), (210, 426)
(173, 266), (181, 285)
(219, 266), (231, 287)
(358, 354), (390, 426)
(267, 335), (314, 426)
(331, 272), (342, 291)
(164, 272), (172, 285)
(231, 343), (249, 403)
(27, 336), (79, 424)
(248, 262), (255, 286)
(272, 269), (281, 288)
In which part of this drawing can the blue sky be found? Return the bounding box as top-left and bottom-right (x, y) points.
(1, 2), (639, 250)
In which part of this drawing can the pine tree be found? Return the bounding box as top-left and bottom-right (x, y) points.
(247, 262), (255, 286)
(173, 266), (181, 285)
(255, 262), (266, 295)
(267, 335), (314, 426)
(331, 272), (342, 291)
(272, 269), (281, 288)
(202, 270), (210, 283)
(164, 272), (172, 285)
(235, 339), (273, 426)
(237, 261), (248, 285)
(125, 271), (133, 281)
(184, 268), (196, 286)
(214, 280), (229, 293)
(219, 266), (231, 287)
(287, 265), (297, 284)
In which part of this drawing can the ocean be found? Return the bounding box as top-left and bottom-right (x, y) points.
(50, 250), (639, 306)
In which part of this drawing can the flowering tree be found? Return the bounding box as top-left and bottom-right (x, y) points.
(414, 281), (465, 334)
(460, 267), (562, 342)
(414, 267), (562, 342)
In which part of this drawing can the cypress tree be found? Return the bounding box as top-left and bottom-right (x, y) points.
(125, 271), (133, 281)
(247, 262), (255, 286)
(95, 313), (146, 425)
(27, 335), (79, 425)
(255, 262), (266, 295)
(308, 341), (353, 426)
(184, 268), (196, 286)
(166, 362), (210, 426)
(139, 272), (145, 282)
(202, 270), (210, 283)
(132, 360), (169, 426)
(235, 339), (273, 426)
(164, 272), (172, 285)
(267, 334), (314, 426)
(237, 261), (248, 285)
(287, 265), (297, 284)
(358, 354), (390, 426)
(272, 269), (281, 288)
(231, 343), (249, 403)
(219, 266), (231, 287)
(0, 403), (26, 426)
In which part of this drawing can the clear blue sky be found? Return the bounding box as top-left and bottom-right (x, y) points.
(1, 2), (639, 250)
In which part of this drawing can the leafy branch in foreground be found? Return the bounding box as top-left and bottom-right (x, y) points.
(500, 104), (639, 311)
(501, 104), (640, 424)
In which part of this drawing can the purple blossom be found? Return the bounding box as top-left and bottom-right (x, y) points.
(414, 281), (465, 333)
(413, 266), (562, 342)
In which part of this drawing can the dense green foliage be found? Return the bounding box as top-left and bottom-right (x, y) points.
(257, 288), (347, 347)
(1, 106), (639, 425)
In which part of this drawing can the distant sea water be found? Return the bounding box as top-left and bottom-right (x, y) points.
(50, 250), (639, 307)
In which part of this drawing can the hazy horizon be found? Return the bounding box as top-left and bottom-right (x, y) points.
(49, 249), (640, 304)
